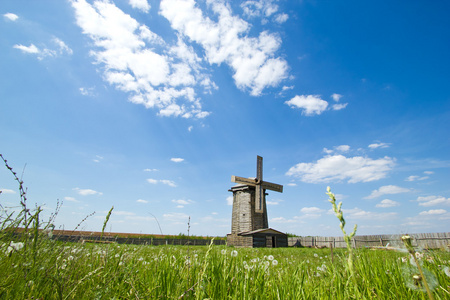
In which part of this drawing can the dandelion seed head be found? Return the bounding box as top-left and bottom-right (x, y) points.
(272, 260), (278, 266)
(231, 250), (238, 257)
(268, 255), (274, 261)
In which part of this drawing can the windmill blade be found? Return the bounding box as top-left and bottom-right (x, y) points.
(255, 184), (264, 213)
(231, 175), (257, 186)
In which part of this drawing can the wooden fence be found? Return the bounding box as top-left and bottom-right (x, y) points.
(288, 232), (450, 249)
(53, 234), (226, 246)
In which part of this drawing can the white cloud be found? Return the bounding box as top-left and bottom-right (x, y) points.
(331, 93), (342, 102)
(79, 87), (96, 96)
(335, 145), (350, 152)
(13, 38), (72, 60)
(160, 179), (177, 187)
(424, 171), (434, 175)
(4, 13), (19, 21)
(171, 158), (184, 163)
(73, 188), (103, 196)
(300, 207), (324, 214)
(286, 182), (297, 187)
(136, 199), (148, 203)
(368, 142), (390, 149)
(71, 0), (212, 118)
(332, 103), (348, 111)
(13, 44), (39, 54)
(226, 196), (233, 205)
(64, 196), (79, 202)
(419, 209), (447, 215)
(405, 175), (428, 182)
(0, 188), (16, 194)
(160, 0), (288, 96)
(143, 168), (158, 172)
(285, 95), (328, 116)
(286, 155), (395, 183)
(129, 0), (150, 13)
(365, 185), (410, 199)
(241, 0), (279, 18)
(147, 178), (177, 187)
(416, 195), (450, 207)
(274, 13), (288, 24)
(172, 199), (193, 205)
(376, 199), (400, 208)
(52, 37), (73, 55)
(330, 94), (348, 110)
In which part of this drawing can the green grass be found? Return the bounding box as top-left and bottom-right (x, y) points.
(1, 238), (450, 299)
(1, 155), (450, 299)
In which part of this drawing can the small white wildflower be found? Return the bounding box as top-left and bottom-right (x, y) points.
(267, 255), (274, 261)
(10, 242), (24, 251)
(138, 257), (143, 261)
(68, 256), (74, 261)
(306, 260), (310, 264)
(119, 262), (123, 266)
(443, 266), (450, 277)
(401, 257), (407, 263)
(60, 264), (67, 270)
(409, 254), (418, 267)
(415, 252), (424, 259)
(272, 260), (278, 266)
(115, 254), (120, 258)
(231, 250), (238, 257)
(314, 253), (318, 258)
(320, 257), (323, 260)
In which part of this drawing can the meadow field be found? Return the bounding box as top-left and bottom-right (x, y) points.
(1, 155), (450, 299)
(1, 236), (450, 299)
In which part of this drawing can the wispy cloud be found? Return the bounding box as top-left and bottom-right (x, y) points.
(368, 142), (390, 149)
(365, 185), (410, 199)
(147, 178), (176, 187)
(3, 13), (19, 21)
(136, 199), (148, 203)
(73, 187), (103, 196)
(0, 188), (16, 194)
(64, 196), (79, 202)
(143, 168), (158, 172)
(13, 37), (72, 60)
(376, 199), (400, 208)
(405, 175), (429, 182)
(170, 158), (184, 163)
(416, 195), (450, 207)
(286, 155), (395, 183)
(419, 209), (447, 215)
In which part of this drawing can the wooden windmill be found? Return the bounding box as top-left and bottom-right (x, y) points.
(228, 156), (284, 247)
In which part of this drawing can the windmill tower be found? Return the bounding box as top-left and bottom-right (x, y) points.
(227, 156), (286, 247)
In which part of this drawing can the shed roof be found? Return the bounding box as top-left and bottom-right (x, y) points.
(238, 228), (287, 236)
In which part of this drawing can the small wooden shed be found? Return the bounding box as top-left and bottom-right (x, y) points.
(235, 228), (288, 248)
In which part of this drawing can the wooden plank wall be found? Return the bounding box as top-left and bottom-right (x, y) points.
(288, 232), (450, 249)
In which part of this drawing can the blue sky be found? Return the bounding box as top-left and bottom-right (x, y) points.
(1, 0), (449, 237)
